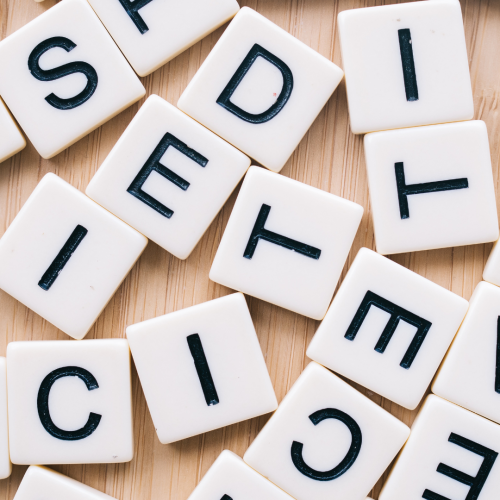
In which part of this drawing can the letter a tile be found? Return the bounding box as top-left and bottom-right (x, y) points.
(307, 248), (468, 410)
(187, 451), (295, 500)
(86, 95), (250, 260)
(433, 281), (500, 426)
(209, 167), (363, 320)
(178, 7), (344, 172)
(7, 340), (133, 465)
(379, 395), (500, 500)
(0, 0), (145, 159)
(126, 293), (277, 444)
(243, 362), (410, 500)
(338, 0), (473, 134)
(0, 173), (147, 340)
(364, 121), (498, 255)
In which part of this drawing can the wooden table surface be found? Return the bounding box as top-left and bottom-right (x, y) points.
(0, 0), (498, 498)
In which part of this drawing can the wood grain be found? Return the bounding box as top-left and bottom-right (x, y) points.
(0, 0), (497, 498)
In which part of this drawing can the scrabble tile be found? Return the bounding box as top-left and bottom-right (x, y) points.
(307, 248), (468, 410)
(243, 362), (410, 500)
(188, 451), (295, 500)
(178, 7), (344, 172)
(364, 120), (498, 255)
(86, 95), (250, 260)
(209, 167), (363, 320)
(7, 339), (133, 465)
(0, 0), (145, 159)
(15, 466), (118, 500)
(0, 358), (11, 479)
(483, 239), (500, 287)
(0, 97), (25, 164)
(126, 293), (277, 444)
(338, 0), (473, 134)
(0, 173), (147, 340)
(379, 395), (500, 500)
(432, 281), (500, 425)
(87, 0), (239, 77)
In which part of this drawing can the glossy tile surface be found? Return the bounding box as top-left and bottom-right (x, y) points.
(0, 98), (25, 164)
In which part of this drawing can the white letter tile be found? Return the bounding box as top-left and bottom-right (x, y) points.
(379, 395), (500, 500)
(0, 358), (11, 479)
(187, 451), (295, 500)
(433, 281), (500, 425)
(209, 166), (363, 320)
(86, 95), (250, 260)
(338, 0), (473, 134)
(0, 97), (25, 164)
(178, 7), (344, 172)
(7, 339), (133, 465)
(0, 0), (145, 159)
(15, 466), (119, 500)
(483, 240), (500, 287)
(364, 120), (498, 255)
(243, 362), (410, 500)
(0, 173), (147, 340)
(126, 293), (277, 444)
(307, 248), (468, 410)
(87, 0), (240, 77)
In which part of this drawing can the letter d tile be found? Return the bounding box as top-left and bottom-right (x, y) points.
(177, 7), (344, 173)
(379, 395), (500, 500)
(243, 362), (410, 500)
(7, 339), (133, 465)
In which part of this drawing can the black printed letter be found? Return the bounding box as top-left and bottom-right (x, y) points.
(244, 204), (321, 260)
(398, 29), (419, 102)
(127, 133), (208, 219)
(395, 162), (469, 220)
(423, 433), (498, 500)
(37, 366), (102, 441)
(291, 408), (362, 481)
(217, 44), (293, 124)
(28, 37), (98, 110)
(345, 290), (432, 369)
(38, 224), (88, 291)
(187, 334), (219, 406)
(117, 0), (155, 34)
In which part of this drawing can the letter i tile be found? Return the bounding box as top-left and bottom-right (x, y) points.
(209, 166), (363, 320)
(307, 248), (468, 410)
(126, 293), (277, 444)
(86, 95), (250, 260)
(0, 173), (147, 340)
(178, 7), (344, 172)
(379, 395), (500, 500)
(0, 0), (145, 159)
(7, 340), (133, 465)
(243, 362), (410, 500)
(364, 121), (498, 255)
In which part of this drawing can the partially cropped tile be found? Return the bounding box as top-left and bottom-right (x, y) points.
(307, 248), (468, 410)
(0, 0), (145, 159)
(338, 0), (473, 134)
(178, 7), (343, 172)
(0, 358), (11, 479)
(483, 239), (500, 287)
(15, 466), (119, 500)
(380, 395), (500, 500)
(209, 166), (363, 320)
(126, 293), (277, 444)
(0, 98), (25, 164)
(244, 362), (410, 500)
(188, 451), (295, 500)
(7, 339), (133, 465)
(364, 120), (498, 255)
(0, 173), (147, 340)
(86, 95), (250, 260)
(87, 0), (239, 77)
(433, 281), (500, 425)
